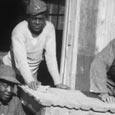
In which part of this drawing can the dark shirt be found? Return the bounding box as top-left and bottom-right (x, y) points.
(0, 96), (26, 115)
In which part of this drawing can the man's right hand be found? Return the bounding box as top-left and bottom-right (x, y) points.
(99, 93), (115, 103)
(28, 80), (41, 90)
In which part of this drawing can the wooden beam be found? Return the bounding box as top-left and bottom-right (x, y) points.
(60, 0), (81, 89)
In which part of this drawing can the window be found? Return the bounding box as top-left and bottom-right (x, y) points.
(47, 0), (65, 30)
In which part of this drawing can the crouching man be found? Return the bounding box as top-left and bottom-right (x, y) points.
(0, 65), (26, 115)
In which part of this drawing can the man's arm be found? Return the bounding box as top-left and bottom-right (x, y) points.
(90, 40), (115, 93)
(90, 40), (115, 103)
(11, 29), (39, 90)
(44, 24), (70, 89)
(45, 24), (61, 85)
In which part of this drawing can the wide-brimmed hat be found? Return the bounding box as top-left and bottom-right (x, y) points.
(0, 65), (20, 84)
(26, 0), (47, 15)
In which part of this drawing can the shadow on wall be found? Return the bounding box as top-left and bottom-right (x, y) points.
(76, 55), (95, 91)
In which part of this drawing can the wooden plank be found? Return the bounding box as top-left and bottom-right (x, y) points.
(21, 86), (115, 113)
(45, 107), (115, 115)
(60, 0), (81, 89)
(76, 0), (99, 91)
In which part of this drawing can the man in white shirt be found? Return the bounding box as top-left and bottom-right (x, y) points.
(2, 0), (69, 90)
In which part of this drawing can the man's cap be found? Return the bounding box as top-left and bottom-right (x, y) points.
(0, 65), (20, 84)
(26, 0), (47, 15)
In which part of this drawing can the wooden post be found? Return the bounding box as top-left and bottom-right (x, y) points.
(60, 0), (81, 89)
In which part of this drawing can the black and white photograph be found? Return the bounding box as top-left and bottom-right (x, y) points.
(0, 0), (115, 115)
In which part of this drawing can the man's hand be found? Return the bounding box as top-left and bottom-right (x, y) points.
(55, 83), (70, 90)
(99, 93), (115, 103)
(28, 80), (41, 90)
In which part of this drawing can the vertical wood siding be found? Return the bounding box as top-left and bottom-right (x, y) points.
(75, 0), (99, 91)
(60, 0), (115, 91)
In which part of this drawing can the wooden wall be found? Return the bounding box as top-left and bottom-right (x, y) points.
(76, 0), (98, 91)
(60, 0), (115, 91)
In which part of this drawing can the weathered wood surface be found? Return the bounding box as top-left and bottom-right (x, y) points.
(21, 85), (115, 115)
(60, 0), (115, 91)
(96, 0), (115, 53)
(60, 0), (80, 89)
(60, 0), (99, 91)
(44, 107), (115, 115)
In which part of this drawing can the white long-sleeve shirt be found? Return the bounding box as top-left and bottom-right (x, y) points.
(3, 20), (61, 85)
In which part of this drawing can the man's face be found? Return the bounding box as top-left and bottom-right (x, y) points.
(0, 80), (15, 104)
(28, 13), (46, 35)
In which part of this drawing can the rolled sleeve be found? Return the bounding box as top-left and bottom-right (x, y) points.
(11, 29), (34, 84)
